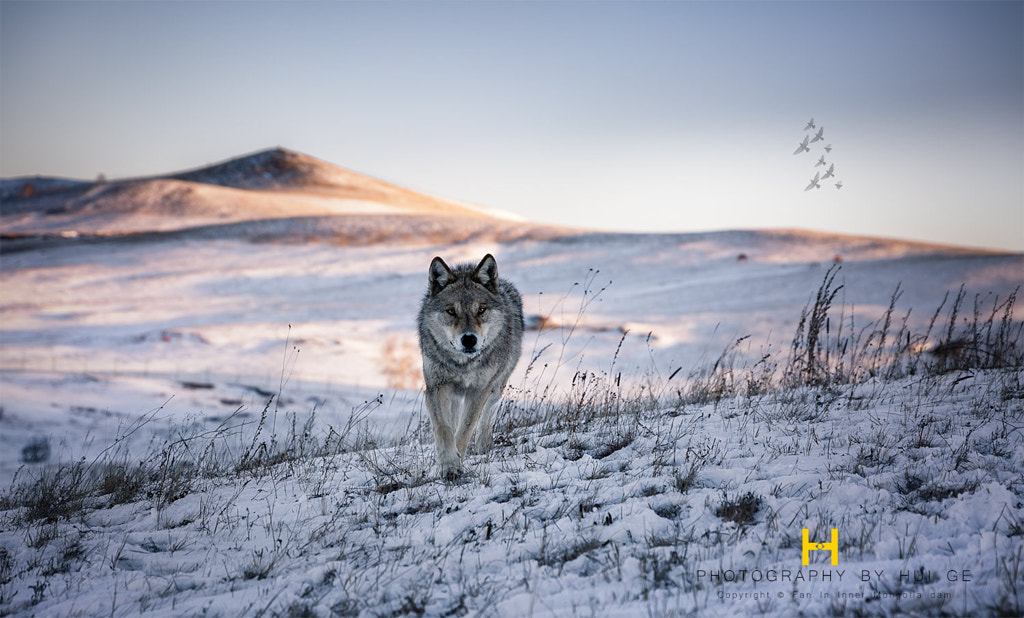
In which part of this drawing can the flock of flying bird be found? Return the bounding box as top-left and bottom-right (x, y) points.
(794, 118), (843, 191)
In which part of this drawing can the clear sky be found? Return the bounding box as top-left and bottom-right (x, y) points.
(2, 1), (1022, 251)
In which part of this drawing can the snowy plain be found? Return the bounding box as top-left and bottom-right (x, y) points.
(1, 150), (1022, 616)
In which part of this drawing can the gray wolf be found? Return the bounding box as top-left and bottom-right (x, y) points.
(417, 254), (524, 479)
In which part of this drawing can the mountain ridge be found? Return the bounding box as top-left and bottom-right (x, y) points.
(1, 149), (1017, 259)
(0, 148), (519, 235)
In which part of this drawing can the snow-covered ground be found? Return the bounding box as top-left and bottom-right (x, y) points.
(3, 228), (1017, 485)
(1, 151), (1022, 616)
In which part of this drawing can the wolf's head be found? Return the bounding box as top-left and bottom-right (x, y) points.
(424, 254), (505, 359)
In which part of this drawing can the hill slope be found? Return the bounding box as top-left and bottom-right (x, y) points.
(0, 148), (518, 235)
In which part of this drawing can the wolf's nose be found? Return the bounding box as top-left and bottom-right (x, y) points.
(461, 334), (478, 350)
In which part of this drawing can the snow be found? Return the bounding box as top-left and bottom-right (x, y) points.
(1, 155), (1022, 615)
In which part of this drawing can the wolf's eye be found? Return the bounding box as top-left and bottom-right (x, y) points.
(445, 308), (457, 317)
(477, 306), (488, 316)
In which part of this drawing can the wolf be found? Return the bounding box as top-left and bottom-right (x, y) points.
(417, 254), (524, 479)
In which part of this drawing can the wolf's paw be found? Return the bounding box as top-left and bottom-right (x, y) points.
(439, 463), (465, 482)
(438, 451), (464, 481)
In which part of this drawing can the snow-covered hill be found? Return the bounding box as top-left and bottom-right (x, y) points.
(0, 150), (1021, 616)
(0, 148), (522, 236)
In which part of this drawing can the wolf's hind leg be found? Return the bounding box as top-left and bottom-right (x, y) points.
(455, 387), (491, 458)
(474, 388), (502, 455)
(458, 378), (507, 457)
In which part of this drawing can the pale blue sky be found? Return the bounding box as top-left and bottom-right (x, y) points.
(2, 1), (1022, 251)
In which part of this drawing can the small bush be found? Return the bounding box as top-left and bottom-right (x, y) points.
(2, 461), (89, 525)
(715, 491), (762, 528)
(673, 463), (700, 494)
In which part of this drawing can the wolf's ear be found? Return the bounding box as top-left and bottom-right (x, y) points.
(473, 254), (499, 293)
(428, 257), (455, 296)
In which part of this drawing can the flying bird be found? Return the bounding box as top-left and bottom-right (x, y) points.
(796, 119), (842, 191)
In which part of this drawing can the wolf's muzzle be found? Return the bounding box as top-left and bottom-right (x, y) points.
(460, 333), (478, 353)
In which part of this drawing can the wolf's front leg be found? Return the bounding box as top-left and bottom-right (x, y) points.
(425, 384), (462, 479)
